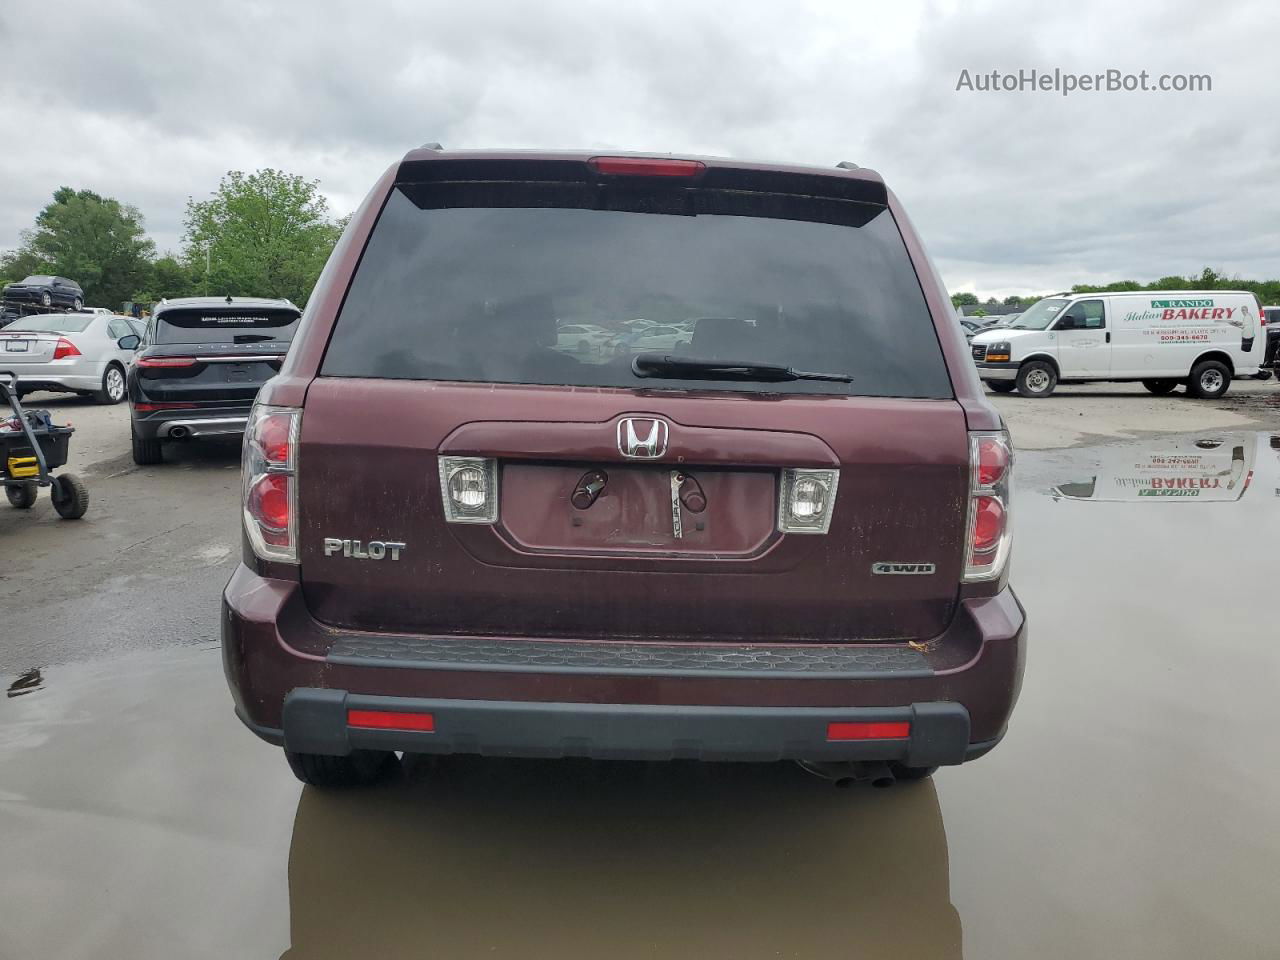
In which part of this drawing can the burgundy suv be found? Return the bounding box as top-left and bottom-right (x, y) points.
(222, 148), (1026, 787)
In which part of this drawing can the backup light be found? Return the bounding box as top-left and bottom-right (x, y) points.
(439, 456), (499, 523)
(964, 431), (1013, 581)
(778, 468), (839, 534)
(243, 404), (300, 562)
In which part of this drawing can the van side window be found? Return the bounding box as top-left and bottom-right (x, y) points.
(1078, 300), (1105, 329)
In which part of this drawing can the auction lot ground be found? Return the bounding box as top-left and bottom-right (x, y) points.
(2, 381), (1278, 959)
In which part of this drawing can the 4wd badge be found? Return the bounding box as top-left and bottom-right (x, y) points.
(871, 562), (936, 575)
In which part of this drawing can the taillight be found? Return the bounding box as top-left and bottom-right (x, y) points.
(243, 404), (300, 562)
(52, 338), (81, 360)
(778, 468), (840, 534)
(137, 356), (197, 368)
(438, 456), (499, 523)
(588, 156), (706, 177)
(964, 430), (1013, 581)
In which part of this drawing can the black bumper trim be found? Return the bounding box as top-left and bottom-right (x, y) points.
(325, 634), (932, 679)
(276, 689), (977, 765)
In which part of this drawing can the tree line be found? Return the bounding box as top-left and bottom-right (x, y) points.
(952, 267), (1280, 313)
(0, 170), (346, 310)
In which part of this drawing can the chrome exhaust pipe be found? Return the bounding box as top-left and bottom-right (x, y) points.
(168, 425), (190, 439)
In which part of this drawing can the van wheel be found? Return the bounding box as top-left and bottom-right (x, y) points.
(285, 749), (399, 787)
(985, 380), (1017, 393)
(1142, 379), (1179, 395)
(1016, 361), (1057, 398)
(131, 429), (163, 465)
(1188, 360), (1231, 399)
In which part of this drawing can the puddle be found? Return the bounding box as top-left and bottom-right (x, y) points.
(1026, 430), (1280, 502)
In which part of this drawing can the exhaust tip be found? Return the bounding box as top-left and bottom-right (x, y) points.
(169, 425), (189, 439)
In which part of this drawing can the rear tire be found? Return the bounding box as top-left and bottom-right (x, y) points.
(1016, 360), (1057, 398)
(985, 380), (1017, 393)
(40, 291), (52, 306)
(285, 749), (399, 787)
(6, 482), (37, 509)
(1142, 379), (1179, 395)
(1187, 360), (1231, 399)
(50, 473), (89, 519)
(96, 363), (126, 404)
(131, 429), (163, 465)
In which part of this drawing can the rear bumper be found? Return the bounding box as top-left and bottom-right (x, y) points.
(131, 404), (251, 440)
(0, 359), (104, 393)
(222, 565), (1026, 764)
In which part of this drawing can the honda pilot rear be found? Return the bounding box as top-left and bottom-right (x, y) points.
(127, 297), (300, 464)
(222, 150), (1026, 788)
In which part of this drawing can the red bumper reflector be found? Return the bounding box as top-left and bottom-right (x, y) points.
(826, 721), (910, 741)
(347, 709), (435, 732)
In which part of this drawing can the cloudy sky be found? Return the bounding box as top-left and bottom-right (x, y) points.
(1, 0), (1277, 298)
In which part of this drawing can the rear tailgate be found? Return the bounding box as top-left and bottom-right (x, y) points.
(297, 380), (969, 642)
(136, 344), (287, 403)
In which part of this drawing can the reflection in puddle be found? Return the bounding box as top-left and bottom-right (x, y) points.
(1049, 432), (1280, 502)
(6, 667), (43, 698)
(284, 756), (960, 959)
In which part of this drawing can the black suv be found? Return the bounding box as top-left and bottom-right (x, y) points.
(3, 276), (84, 311)
(125, 296), (300, 464)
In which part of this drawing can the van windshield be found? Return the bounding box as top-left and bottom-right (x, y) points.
(320, 185), (954, 398)
(1007, 298), (1068, 330)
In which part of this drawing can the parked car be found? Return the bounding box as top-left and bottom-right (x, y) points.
(959, 319), (983, 341)
(625, 323), (692, 353)
(554, 323), (613, 356)
(2, 276), (84, 311)
(124, 296), (300, 464)
(971, 291), (1264, 398)
(0, 312), (143, 403)
(222, 148), (1024, 789)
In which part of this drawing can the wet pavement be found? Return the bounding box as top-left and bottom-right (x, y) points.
(2, 422), (1279, 959)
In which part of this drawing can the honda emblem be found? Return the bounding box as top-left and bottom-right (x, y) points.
(617, 417), (669, 459)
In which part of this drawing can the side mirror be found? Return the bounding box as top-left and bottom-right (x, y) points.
(117, 334), (140, 350)
(1056, 315), (1079, 331)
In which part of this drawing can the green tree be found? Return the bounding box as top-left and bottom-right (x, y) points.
(0, 188), (154, 308)
(149, 255), (196, 300)
(950, 292), (979, 307)
(182, 169), (344, 305)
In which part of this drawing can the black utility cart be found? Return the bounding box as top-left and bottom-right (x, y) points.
(0, 373), (89, 519)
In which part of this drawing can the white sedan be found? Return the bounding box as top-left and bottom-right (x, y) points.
(0, 312), (144, 403)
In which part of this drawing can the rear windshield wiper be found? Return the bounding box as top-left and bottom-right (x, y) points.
(233, 334), (278, 343)
(632, 353), (853, 384)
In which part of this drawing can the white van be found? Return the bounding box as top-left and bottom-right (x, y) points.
(971, 291), (1264, 398)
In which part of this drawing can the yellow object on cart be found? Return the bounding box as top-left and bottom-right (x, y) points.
(6, 456), (39, 478)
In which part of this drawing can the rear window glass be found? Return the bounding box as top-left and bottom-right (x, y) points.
(155, 307), (300, 345)
(321, 185), (953, 398)
(7, 314), (94, 333)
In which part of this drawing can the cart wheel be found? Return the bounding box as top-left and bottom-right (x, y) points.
(50, 474), (89, 519)
(5, 482), (37, 509)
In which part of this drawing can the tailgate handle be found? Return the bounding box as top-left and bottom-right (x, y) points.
(570, 469), (609, 509)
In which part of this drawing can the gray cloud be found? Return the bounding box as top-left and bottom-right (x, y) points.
(1, 0), (1277, 297)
